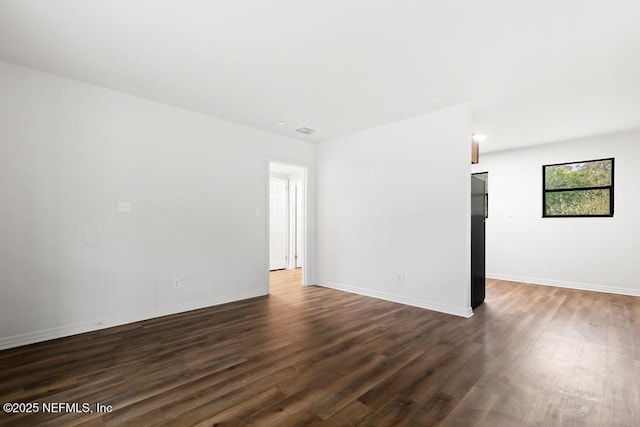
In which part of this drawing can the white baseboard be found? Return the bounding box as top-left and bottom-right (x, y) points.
(316, 280), (473, 318)
(487, 273), (640, 297)
(0, 288), (267, 351)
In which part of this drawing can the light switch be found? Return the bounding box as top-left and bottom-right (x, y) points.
(118, 202), (132, 213)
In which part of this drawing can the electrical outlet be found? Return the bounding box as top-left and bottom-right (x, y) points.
(397, 272), (404, 283)
(117, 201), (132, 213)
(173, 278), (181, 289)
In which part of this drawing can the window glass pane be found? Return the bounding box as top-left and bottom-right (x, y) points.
(473, 172), (488, 192)
(545, 159), (612, 190)
(472, 172), (488, 218)
(545, 189), (610, 216)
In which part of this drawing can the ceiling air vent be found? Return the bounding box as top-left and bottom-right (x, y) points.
(296, 127), (316, 135)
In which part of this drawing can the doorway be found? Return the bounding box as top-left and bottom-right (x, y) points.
(268, 162), (307, 290)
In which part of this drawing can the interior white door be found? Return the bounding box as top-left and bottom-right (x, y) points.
(269, 177), (289, 270)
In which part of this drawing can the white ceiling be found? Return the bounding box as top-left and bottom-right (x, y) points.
(1, 0), (639, 152)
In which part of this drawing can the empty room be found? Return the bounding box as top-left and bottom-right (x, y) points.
(1, 1), (639, 426)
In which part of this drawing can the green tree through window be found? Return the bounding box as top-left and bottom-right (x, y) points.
(543, 158), (614, 217)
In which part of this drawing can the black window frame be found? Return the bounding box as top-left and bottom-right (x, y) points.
(472, 171), (488, 218)
(542, 157), (614, 218)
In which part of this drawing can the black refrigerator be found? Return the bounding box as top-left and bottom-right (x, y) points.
(471, 176), (486, 308)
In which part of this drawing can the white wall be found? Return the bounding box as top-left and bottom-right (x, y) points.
(316, 104), (473, 317)
(472, 129), (640, 296)
(0, 61), (316, 349)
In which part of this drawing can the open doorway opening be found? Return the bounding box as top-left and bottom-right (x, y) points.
(269, 162), (306, 291)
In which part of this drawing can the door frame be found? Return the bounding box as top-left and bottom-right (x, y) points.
(266, 159), (311, 289)
(295, 181), (304, 268)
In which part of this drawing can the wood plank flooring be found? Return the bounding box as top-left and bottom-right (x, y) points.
(1, 269), (639, 426)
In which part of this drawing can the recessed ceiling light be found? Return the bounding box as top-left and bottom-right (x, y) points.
(274, 120), (287, 127)
(472, 134), (487, 142)
(296, 127), (316, 135)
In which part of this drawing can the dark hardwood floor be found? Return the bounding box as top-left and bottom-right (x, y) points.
(1, 269), (639, 426)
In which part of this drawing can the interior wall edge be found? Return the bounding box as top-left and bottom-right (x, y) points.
(487, 273), (640, 298)
(316, 280), (474, 318)
(0, 288), (267, 351)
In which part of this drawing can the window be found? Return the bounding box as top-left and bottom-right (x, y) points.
(472, 172), (488, 218)
(543, 158), (614, 217)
